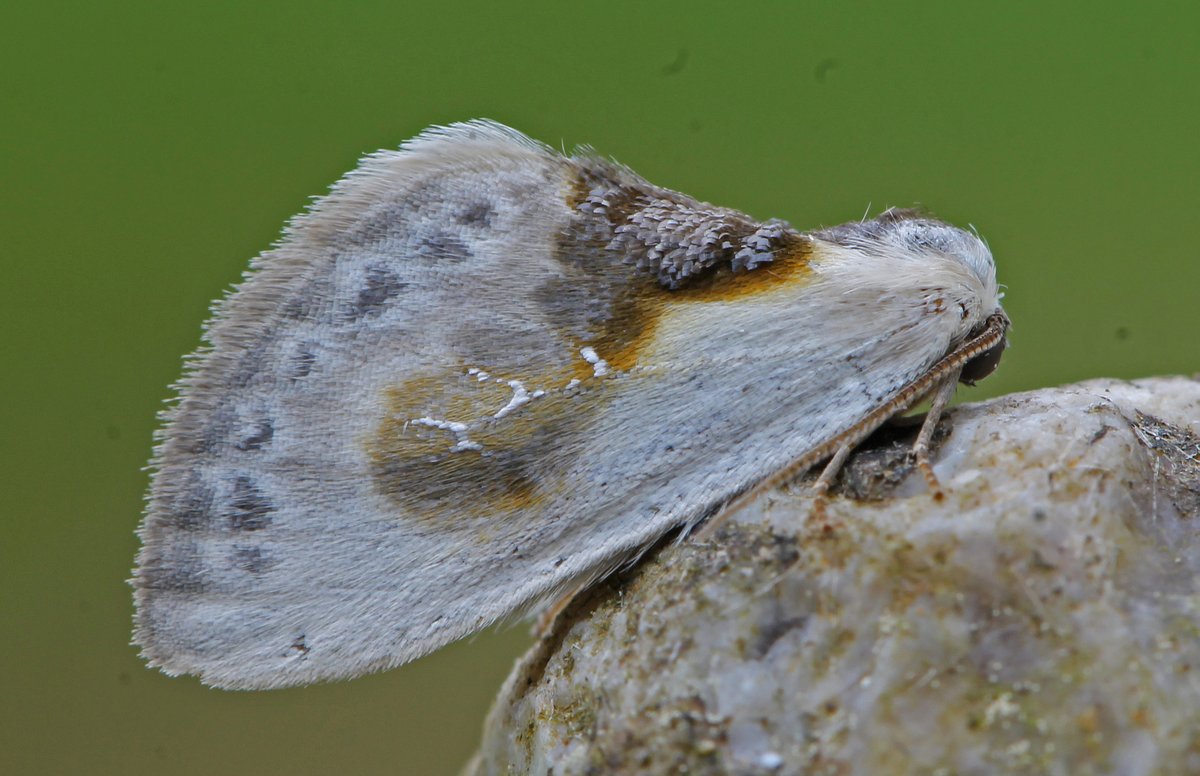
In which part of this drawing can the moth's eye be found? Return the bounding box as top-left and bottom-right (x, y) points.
(959, 336), (1007, 385)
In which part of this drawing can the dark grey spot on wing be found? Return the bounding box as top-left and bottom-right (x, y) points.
(415, 232), (472, 263)
(225, 476), (274, 531)
(183, 403), (234, 456)
(456, 201), (494, 227)
(163, 480), (217, 532)
(339, 206), (399, 248)
(232, 545), (275, 574)
(533, 266), (642, 347)
(339, 181), (453, 248)
(290, 345), (316, 379)
(281, 261), (338, 323)
(282, 295), (309, 320)
(229, 342), (270, 390)
(138, 540), (207, 592)
(235, 418), (274, 451)
(351, 266), (408, 319)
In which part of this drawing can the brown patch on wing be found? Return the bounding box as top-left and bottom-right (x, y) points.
(365, 370), (592, 528)
(548, 164), (814, 373)
(668, 235), (812, 300)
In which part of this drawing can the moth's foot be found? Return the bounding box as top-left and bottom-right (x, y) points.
(914, 448), (946, 501)
(807, 490), (830, 524)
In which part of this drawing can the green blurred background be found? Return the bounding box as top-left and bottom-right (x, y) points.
(3, 2), (1197, 774)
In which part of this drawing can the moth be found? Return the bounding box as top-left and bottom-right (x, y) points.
(132, 121), (1008, 689)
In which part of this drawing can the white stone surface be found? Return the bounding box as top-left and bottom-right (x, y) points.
(469, 377), (1200, 776)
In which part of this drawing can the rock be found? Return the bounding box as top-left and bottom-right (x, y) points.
(468, 377), (1200, 776)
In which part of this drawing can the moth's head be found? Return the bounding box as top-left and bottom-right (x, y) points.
(864, 209), (1008, 386)
(872, 209), (1011, 386)
(812, 208), (1008, 384)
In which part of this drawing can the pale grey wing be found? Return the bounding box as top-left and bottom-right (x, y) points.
(134, 122), (596, 688)
(133, 121), (995, 689)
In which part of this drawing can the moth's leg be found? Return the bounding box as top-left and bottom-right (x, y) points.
(809, 442), (853, 521)
(911, 371), (961, 499)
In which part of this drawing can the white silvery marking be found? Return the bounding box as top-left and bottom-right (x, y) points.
(131, 119), (1007, 690)
(580, 346), (610, 377)
(468, 369), (546, 419)
(411, 417), (481, 452)
(493, 379), (532, 420)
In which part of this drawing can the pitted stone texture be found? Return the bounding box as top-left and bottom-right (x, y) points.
(470, 377), (1200, 776)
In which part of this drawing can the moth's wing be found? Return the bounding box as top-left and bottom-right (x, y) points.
(133, 121), (993, 689)
(135, 122), (592, 688)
